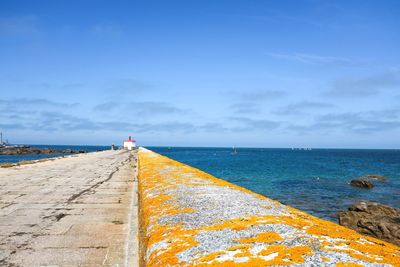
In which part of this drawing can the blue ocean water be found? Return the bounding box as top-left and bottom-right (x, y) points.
(0, 145), (109, 164)
(149, 147), (400, 222)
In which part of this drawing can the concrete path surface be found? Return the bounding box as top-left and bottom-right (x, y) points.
(0, 150), (138, 267)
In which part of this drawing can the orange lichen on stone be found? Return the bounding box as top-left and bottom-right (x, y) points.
(238, 232), (283, 244)
(336, 262), (365, 267)
(305, 219), (400, 265)
(226, 245), (249, 251)
(138, 148), (400, 267)
(146, 227), (199, 267)
(322, 256), (330, 262)
(233, 249), (253, 258)
(258, 245), (313, 265)
(197, 251), (227, 262)
(231, 225), (248, 231)
(325, 239), (400, 265)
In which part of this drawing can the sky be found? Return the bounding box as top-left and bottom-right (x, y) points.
(0, 0), (399, 148)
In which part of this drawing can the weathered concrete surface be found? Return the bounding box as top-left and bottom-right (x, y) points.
(138, 148), (400, 266)
(0, 150), (139, 266)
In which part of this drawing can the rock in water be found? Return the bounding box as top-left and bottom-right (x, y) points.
(363, 174), (386, 181)
(338, 201), (400, 246)
(350, 179), (374, 188)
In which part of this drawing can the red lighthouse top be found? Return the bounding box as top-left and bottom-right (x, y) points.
(125, 136), (136, 142)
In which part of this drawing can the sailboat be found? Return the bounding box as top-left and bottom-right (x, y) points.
(231, 146), (238, 155)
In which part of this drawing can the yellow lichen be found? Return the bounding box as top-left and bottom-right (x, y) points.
(321, 256), (330, 262)
(238, 232), (283, 244)
(336, 262), (365, 267)
(258, 245), (313, 265)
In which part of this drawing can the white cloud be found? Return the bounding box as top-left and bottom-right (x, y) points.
(266, 52), (364, 66)
(326, 71), (400, 97)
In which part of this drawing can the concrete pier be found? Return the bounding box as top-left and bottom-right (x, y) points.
(1, 147), (399, 266)
(0, 150), (139, 266)
(138, 148), (400, 266)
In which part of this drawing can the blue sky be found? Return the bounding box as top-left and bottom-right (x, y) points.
(0, 0), (399, 148)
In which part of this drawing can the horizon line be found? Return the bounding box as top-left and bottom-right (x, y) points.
(9, 143), (400, 151)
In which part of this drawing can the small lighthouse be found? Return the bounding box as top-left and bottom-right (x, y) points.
(123, 136), (136, 150)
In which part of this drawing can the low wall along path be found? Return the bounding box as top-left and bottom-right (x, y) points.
(138, 148), (400, 267)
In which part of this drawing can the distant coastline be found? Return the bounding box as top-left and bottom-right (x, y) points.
(0, 144), (109, 164)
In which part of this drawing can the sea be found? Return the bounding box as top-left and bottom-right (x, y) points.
(149, 147), (400, 222)
(1, 145), (399, 222)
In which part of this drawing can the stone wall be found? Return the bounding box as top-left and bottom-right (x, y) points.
(138, 148), (400, 266)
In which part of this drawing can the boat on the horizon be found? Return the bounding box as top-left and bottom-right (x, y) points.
(231, 146), (238, 155)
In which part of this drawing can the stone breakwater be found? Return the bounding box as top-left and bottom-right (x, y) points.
(138, 148), (400, 266)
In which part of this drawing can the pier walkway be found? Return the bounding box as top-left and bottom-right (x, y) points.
(0, 150), (139, 266)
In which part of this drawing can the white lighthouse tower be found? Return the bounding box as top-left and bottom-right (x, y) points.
(123, 136), (136, 150)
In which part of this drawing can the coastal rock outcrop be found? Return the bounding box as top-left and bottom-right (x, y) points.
(349, 174), (387, 189)
(350, 179), (374, 188)
(338, 201), (400, 246)
(0, 146), (84, 155)
(361, 174), (386, 181)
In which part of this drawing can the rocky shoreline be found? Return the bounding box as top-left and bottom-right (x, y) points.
(0, 145), (86, 155)
(339, 201), (400, 246)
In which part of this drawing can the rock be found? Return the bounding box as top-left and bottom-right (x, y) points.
(31, 149), (41, 154)
(41, 148), (56, 154)
(338, 201), (400, 246)
(350, 179), (374, 188)
(362, 174), (386, 181)
(0, 146), (81, 155)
